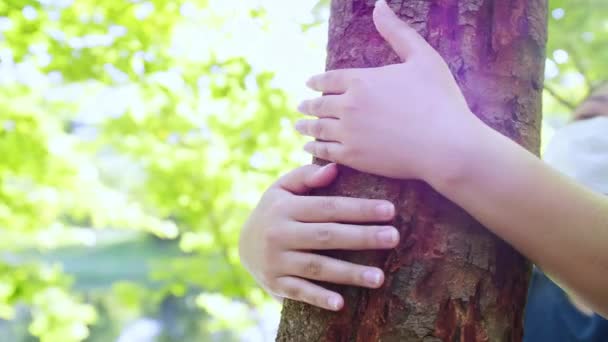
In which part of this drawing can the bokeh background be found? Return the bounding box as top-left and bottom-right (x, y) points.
(0, 0), (606, 341)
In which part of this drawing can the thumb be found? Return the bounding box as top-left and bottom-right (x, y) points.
(275, 163), (338, 194)
(373, 0), (426, 61)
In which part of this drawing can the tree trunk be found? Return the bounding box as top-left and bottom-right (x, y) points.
(277, 0), (547, 341)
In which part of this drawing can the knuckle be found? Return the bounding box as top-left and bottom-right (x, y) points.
(263, 226), (282, 245)
(350, 76), (366, 87)
(319, 198), (337, 213)
(349, 76), (369, 92)
(260, 268), (276, 285)
(303, 258), (323, 277)
(267, 201), (284, 218)
(345, 142), (360, 155)
(318, 144), (331, 160)
(340, 145), (357, 164)
(261, 252), (278, 274)
(315, 225), (332, 244)
(341, 97), (359, 113)
(284, 285), (301, 301)
(312, 120), (324, 139)
(313, 98), (324, 114)
(260, 248), (284, 274)
(269, 196), (291, 214)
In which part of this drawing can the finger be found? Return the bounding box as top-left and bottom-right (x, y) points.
(306, 69), (362, 94)
(303, 141), (345, 163)
(304, 163), (339, 189)
(290, 196), (395, 223)
(373, 0), (428, 61)
(297, 95), (345, 118)
(275, 276), (344, 311)
(295, 119), (342, 142)
(274, 163), (338, 194)
(283, 222), (400, 250)
(282, 251), (386, 289)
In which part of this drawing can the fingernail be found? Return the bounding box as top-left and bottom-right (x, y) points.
(363, 270), (382, 287)
(327, 296), (342, 310)
(297, 101), (306, 112)
(306, 77), (316, 89)
(294, 121), (304, 132)
(376, 203), (394, 218)
(377, 228), (398, 245)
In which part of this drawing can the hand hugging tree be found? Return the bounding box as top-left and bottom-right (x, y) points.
(277, 1), (547, 341)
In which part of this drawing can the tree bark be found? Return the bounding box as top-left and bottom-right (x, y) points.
(277, 0), (547, 341)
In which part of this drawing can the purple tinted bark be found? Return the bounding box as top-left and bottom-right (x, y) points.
(277, 1), (547, 341)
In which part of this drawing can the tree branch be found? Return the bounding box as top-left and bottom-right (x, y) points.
(566, 43), (593, 97)
(590, 80), (608, 94)
(544, 84), (577, 110)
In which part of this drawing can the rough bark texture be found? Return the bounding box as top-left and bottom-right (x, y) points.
(277, 0), (547, 341)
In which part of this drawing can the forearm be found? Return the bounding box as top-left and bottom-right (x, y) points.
(434, 120), (608, 317)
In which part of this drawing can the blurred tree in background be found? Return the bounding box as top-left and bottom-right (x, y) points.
(0, 0), (606, 341)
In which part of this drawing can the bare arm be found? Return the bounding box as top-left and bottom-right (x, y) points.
(433, 122), (608, 318)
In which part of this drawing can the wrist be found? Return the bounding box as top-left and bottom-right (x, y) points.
(427, 114), (501, 195)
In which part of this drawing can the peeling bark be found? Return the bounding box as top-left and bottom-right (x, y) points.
(277, 1), (547, 341)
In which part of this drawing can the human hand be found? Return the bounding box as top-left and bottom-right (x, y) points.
(238, 163), (400, 311)
(295, 0), (484, 187)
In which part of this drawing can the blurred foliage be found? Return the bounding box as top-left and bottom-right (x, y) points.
(0, 0), (606, 341)
(543, 0), (608, 114)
